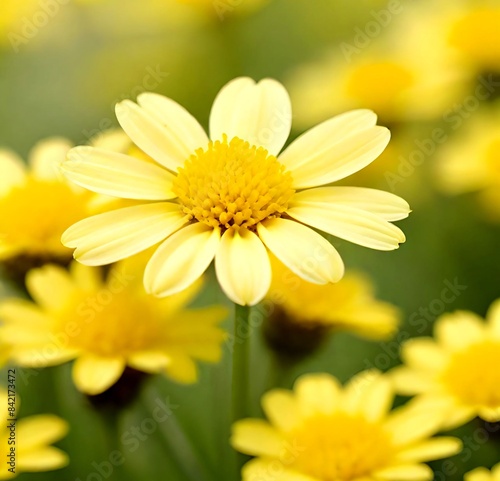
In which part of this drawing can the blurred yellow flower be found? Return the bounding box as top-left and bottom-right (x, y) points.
(0, 259), (227, 395)
(0, 390), (68, 480)
(434, 108), (500, 222)
(447, 5), (500, 72)
(0, 0), (39, 45)
(287, 3), (470, 128)
(61, 77), (408, 306)
(267, 255), (400, 340)
(465, 463), (500, 481)
(175, 0), (269, 17)
(0, 138), (93, 270)
(0, 343), (11, 367)
(232, 370), (462, 481)
(392, 299), (500, 429)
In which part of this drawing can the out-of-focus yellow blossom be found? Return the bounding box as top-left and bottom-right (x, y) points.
(175, 0), (269, 18)
(434, 108), (500, 222)
(0, 343), (11, 367)
(232, 370), (462, 481)
(392, 299), (500, 429)
(61, 77), (409, 307)
(465, 463), (500, 481)
(267, 255), (400, 340)
(0, 0), (39, 46)
(0, 257), (227, 395)
(287, 3), (470, 128)
(0, 138), (94, 270)
(0, 390), (68, 480)
(446, 3), (500, 73)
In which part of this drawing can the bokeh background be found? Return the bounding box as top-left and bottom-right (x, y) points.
(1, 0), (500, 479)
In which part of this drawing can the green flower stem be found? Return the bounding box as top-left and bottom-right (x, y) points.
(232, 303), (252, 476)
(143, 387), (214, 481)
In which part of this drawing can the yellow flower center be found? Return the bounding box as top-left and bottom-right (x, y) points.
(345, 61), (414, 115)
(449, 8), (500, 69)
(288, 413), (392, 480)
(58, 288), (164, 357)
(0, 178), (90, 256)
(442, 341), (500, 408)
(173, 136), (294, 231)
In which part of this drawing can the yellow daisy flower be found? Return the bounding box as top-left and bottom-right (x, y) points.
(0, 138), (93, 273)
(0, 390), (68, 480)
(268, 256), (400, 339)
(287, 4), (469, 128)
(434, 107), (500, 222)
(175, 0), (268, 16)
(232, 370), (462, 481)
(392, 299), (500, 429)
(264, 256), (400, 356)
(0, 259), (227, 395)
(61, 77), (408, 306)
(447, 3), (500, 72)
(465, 463), (500, 481)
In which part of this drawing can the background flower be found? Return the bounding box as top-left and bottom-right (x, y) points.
(0, 258), (227, 394)
(392, 299), (500, 429)
(0, 390), (69, 480)
(232, 370), (462, 481)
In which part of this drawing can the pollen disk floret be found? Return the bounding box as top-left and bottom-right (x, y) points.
(173, 135), (294, 231)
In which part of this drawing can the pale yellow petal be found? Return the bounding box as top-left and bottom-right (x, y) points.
(63, 146), (176, 200)
(396, 437), (462, 463)
(72, 355), (125, 394)
(17, 447), (68, 472)
(116, 98), (204, 172)
(262, 389), (302, 432)
(342, 369), (382, 413)
(29, 137), (72, 181)
(400, 338), (447, 371)
(127, 351), (171, 373)
(242, 458), (321, 481)
(231, 419), (284, 457)
(295, 373), (341, 416)
(465, 467), (495, 481)
(26, 265), (77, 310)
(89, 128), (131, 151)
(287, 203), (405, 250)
(279, 124), (390, 189)
(281, 110), (378, 171)
(163, 352), (198, 383)
(69, 262), (103, 291)
(434, 311), (486, 350)
(374, 464), (433, 481)
(215, 228), (271, 306)
(290, 186), (410, 221)
(209, 77), (292, 155)
(257, 218), (344, 284)
(138, 91), (208, 152)
(361, 375), (394, 422)
(385, 404), (447, 446)
(0, 149), (26, 194)
(390, 367), (436, 395)
(17, 415), (68, 449)
(144, 223), (220, 297)
(62, 203), (187, 266)
(478, 406), (500, 422)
